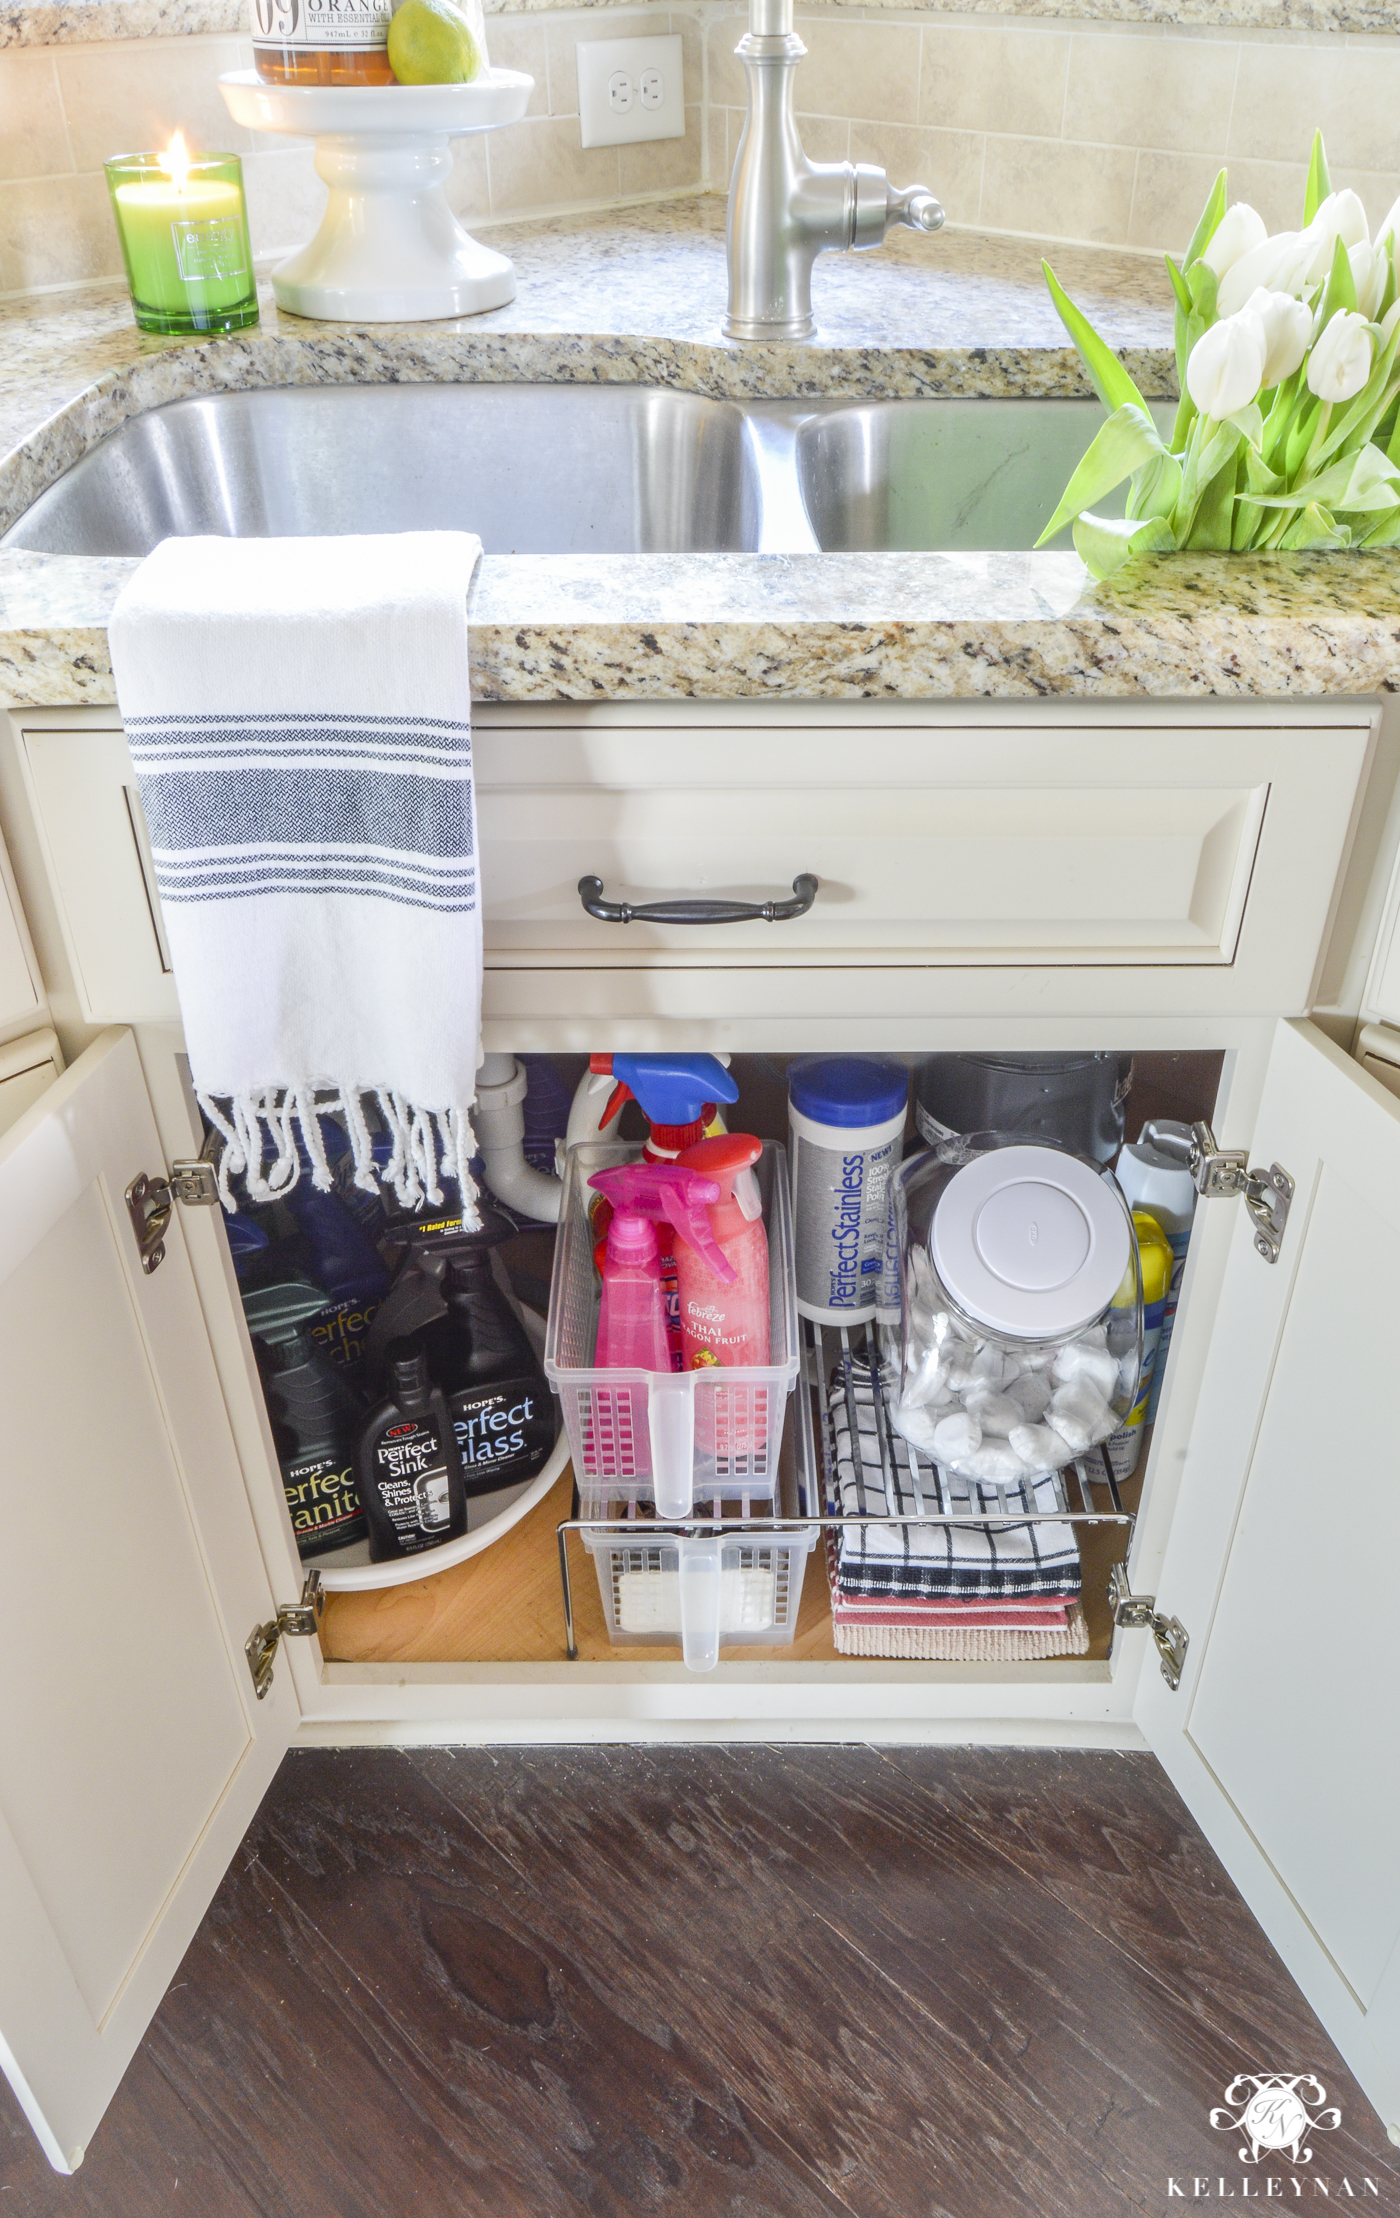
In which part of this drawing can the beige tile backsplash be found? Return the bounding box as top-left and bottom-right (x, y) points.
(2, 0), (1399, 298)
(708, 9), (1400, 260)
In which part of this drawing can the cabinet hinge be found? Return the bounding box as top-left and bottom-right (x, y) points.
(123, 1157), (220, 1273)
(1141, 1118), (1294, 1264)
(245, 1570), (324, 1701)
(1109, 1563), (1189, 1691)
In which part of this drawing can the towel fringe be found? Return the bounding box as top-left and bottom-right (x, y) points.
(199, 1083), (479, 1219)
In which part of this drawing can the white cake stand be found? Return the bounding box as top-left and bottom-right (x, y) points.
(220, 69), (532, 322)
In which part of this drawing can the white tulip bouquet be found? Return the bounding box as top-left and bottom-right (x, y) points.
(1039, 134), (1400, 577)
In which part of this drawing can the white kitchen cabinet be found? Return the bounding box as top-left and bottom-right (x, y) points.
(6, 1014), (1399, 2160)
(16, 724), (176, 1027)
(1136, 1020), (1400, 2135)
(0, 1031), (299, 2174)
(3, 693), (1400, 2161)
(0, 1025), (61, 1134)
(0, 807), (44, 1039)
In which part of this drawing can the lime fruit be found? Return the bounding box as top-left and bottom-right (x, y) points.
(387, 0), (482, 84)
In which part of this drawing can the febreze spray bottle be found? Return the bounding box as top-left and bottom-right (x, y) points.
(673, 1133), (771, 1370)
(354, 1335), (468, 1561)
(589, 1161), (734, 1369)
(591, 1053), (740, 1366)
(244, 1278), (366, 1558)
(588, 1161), (735, 1517)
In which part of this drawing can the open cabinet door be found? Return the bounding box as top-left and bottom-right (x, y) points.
(1135, 1020), (1400, 2136)
(0, 1029), (299, 2174)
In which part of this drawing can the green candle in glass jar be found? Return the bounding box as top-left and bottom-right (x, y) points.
(105, 139), (258, 335)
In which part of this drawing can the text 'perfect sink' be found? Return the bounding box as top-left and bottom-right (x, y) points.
(2, 386), (1179, 560)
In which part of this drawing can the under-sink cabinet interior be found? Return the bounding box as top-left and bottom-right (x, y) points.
(306, 1044), (1223, 1677)
(5, 691), (1400, 2155)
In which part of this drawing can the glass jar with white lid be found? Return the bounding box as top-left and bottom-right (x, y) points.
(883, 1132), (1143, 1488)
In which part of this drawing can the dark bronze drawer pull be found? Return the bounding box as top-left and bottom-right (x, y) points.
(577, 873), (818, 926)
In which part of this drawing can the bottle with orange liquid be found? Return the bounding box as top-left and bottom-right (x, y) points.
(251, 0), (395, 85)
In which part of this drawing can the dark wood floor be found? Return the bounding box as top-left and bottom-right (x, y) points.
(5, 1746), (1398, 2216)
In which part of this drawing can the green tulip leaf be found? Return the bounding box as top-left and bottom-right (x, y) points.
(1042, 261), (1149, 417)
(1183, 169), (1228, 272)
(1185, 451), (1241, 548)
(1316, 232), (1359, 327)
(1304, 130), (1332, 225)
(1036, 402), (1170, 544)
(1127, 448), (1185, 523)
(1359, 505), (1400, 545)
(1284, 392), (1326, 481)
(1173, 416), (1243, 538)
(1187, 260), (1219, 320)
(1380, 234), (1398, 325)
(1072, 511), (1179, 580)
(1164, 255), (1193, 315)
(1225, 400), (1265, 449)
(1253, 440), (1400, 513)
(1279, 501), (1350, 550)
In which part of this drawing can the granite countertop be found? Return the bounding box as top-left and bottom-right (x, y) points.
(4, 0), (1394, 45)
(3, 195), (1399, 706)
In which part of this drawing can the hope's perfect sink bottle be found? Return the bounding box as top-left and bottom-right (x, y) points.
(355, 1338), (468, 1560)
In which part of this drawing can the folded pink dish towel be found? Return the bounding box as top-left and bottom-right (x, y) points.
(829, 1608), (1091, 1661)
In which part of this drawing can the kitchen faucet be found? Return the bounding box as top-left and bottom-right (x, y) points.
(724, 0), (945, 341)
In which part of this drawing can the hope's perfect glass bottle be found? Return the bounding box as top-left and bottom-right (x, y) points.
(251, 0), (395, 86)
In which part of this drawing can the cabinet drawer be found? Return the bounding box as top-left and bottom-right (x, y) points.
(12, 712), (1372, 1032)
(475, 720), (1368, 983)
(19, 725), (178, 1025)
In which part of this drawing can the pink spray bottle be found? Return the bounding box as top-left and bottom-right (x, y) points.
(673, 1133), (770, 1371)
(587, 1162), (736, 1517)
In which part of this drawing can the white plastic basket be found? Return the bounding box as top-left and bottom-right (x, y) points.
(544, 1139), (799, 1517)
(580, 1514), (817, 1671)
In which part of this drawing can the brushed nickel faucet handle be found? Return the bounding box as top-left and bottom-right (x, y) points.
(888, 183), (945, 234)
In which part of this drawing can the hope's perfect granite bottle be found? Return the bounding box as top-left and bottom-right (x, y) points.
(243, 1278), (367, 1558)
(355, 1338), (468, 1561)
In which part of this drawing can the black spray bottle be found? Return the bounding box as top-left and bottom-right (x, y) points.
(367, 1205), (556, 1501)
(243, 1279), (367, 1557)
(354, 1335), (468, 1561)
(419, 1213), (556, 1497)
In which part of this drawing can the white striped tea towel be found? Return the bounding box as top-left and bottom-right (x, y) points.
(108, 531), (484, 1216)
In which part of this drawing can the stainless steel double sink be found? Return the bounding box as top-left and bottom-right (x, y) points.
(2, 384), (1175, 559)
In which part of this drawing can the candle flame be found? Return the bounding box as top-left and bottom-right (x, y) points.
(162, 131), (190, 193)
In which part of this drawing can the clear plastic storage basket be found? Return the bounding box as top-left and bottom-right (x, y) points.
(544, 1139), (799, 1517)
(581, 1510), (817, 1671)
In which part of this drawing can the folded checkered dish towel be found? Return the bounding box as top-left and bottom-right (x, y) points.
(828, 1370), (1081, 1600)
(820, 1535), (1089, 1656)
(108, 531), (484, 1217)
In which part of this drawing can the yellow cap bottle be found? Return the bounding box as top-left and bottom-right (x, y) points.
(1105, 1210), (1174, 1482)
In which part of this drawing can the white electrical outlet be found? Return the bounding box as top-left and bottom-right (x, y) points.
(577, 34), (685, 149)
